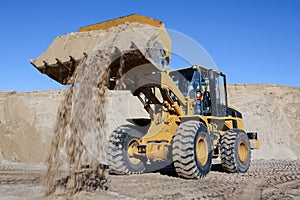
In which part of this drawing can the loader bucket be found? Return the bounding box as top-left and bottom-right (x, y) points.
(30, 14), (171, 85)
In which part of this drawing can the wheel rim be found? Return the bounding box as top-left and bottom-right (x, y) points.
(238, 141), (248, 163)
(196, 135), (208, 166)
(127, 139), (140, 165)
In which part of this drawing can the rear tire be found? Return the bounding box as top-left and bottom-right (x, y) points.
(108, 125), (145, 174)
(172, 121), (212, 179)
(220, 129), (251, 173)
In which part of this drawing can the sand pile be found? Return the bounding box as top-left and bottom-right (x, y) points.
(0, 90), (147, 164)
(0, 84), (299, 167)
(42, 22), (168, 196)
(0, 90), (63, 163)
(227, 84), (300, 160)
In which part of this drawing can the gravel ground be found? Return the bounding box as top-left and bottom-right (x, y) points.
(0, 160), (299, 200)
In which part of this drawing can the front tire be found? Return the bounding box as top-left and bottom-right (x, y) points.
(220, 129), (251, 173)
(172, 121), (212, 179)
(108, 125), (145, 174)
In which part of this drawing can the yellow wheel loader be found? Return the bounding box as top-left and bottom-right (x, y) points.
(30, 14), (260, 179)
(107, 64), (259, 177)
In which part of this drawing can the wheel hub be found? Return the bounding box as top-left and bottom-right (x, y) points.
(127, 139), (140, 165)
(238, 142), (248, 163)
(196, 136), (208, 166)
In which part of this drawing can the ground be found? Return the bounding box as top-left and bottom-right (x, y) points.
(1, 160), (299, 200)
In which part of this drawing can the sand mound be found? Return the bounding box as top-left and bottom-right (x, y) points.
(228, 84), (300, 159)
(0, 84), (299, 164)
(0, 90), (63, 163)
(0, 90), (147, 164)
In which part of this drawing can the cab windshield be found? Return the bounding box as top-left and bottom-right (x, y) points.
(169, 66), (227, 117)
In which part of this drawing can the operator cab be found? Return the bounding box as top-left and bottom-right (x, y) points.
(169, 65), (227, 117)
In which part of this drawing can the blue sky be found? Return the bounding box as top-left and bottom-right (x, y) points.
(0, 1), (299, 91)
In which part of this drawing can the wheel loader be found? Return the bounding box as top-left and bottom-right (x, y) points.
(30, 14), (260, 178)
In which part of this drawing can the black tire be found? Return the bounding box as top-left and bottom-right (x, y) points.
(220, 129), (251, 173)
(172, 121), (212, 179)
(108, 125), (145, 174)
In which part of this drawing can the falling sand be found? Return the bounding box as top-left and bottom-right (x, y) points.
(44, 49), (111, 196)
(43, 22), (169, 196)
